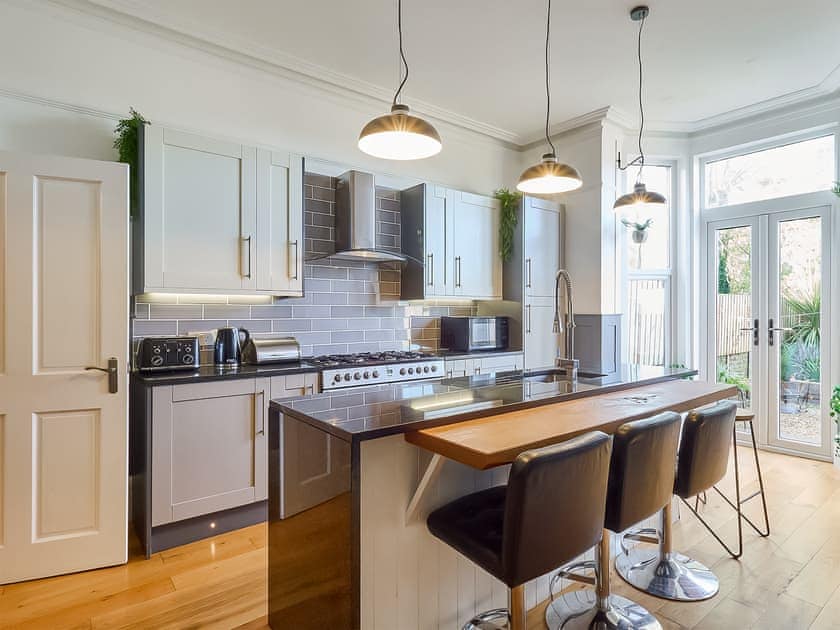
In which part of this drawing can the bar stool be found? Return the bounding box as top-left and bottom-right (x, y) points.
(427, 431), (613, 630)
(546, 411), (682, 630)
(694, 408), (770, 539)
(616, 401), (737, 601)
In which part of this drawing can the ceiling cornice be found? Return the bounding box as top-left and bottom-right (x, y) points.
(23, 0), (840, 148)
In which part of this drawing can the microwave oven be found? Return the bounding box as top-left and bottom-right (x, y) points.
(440, 316), (509, 353)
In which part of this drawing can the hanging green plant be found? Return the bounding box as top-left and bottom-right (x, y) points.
(113, 108), (149, 218)
(494, 188), (521, 263)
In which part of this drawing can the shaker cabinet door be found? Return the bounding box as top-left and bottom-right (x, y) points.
(151, 379), (268, 526)
(449, 190), (501, 299)
(143, 126), (257, 291)
(524, 302), (562, 370)
(256, 150), (304, 295)
(524, 197), (564, 298)
(425, 185), (448, 296)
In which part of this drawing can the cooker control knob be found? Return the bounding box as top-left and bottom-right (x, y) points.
(372, 370), (380, 378)
(334, 374), (342, 382)
(182, 354), (195, 365)
(408, 367), (415, 375)
(354, 372), (362, 380)
(363, 371), (370, 379)
(343, 373), (352, 381)
(423, 366), (430, 373)
(151, 355), (164, 367)
(431, 365), (438, 372)
(400, 368), (407, 375)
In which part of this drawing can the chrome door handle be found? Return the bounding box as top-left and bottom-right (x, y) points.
(526, 258), (532, 288)
(242, 236), (252, 278)
(455, 256), (462, 288)
(85, 357), (118, 394)
(526, 304), (532, 333)
(427, 253), (434, 286)
(255, 390), (265, 435)
(290, 240), (299, 280)
(767, 318), (792, 346)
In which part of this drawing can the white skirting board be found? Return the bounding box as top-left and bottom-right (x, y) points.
(359, 435), (662, 629)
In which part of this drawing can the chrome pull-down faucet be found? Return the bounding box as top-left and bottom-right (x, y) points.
(553, 269), (579, 380)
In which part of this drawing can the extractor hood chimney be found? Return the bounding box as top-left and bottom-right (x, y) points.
(331, 170), (406, 263)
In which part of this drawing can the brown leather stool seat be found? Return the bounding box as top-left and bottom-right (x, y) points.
(546, 412), (681, 630)
(616, 401), (737, 602)
(427, 431), (612, 630)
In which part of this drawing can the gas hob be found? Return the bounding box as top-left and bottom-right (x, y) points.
(313, 351), (444, 390)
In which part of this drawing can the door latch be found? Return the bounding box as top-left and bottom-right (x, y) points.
(85, 357), (119, 393)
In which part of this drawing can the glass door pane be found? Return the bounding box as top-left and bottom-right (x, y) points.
(769, 210), (829, 456)
(712, 224), (757, 413)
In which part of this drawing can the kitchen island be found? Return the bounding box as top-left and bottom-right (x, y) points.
(267, 366), (735, 630)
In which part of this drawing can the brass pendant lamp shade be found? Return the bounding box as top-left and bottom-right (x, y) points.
(358, 104), (442, 161)
(517, 0), (582, 194)
(358, 0), (441, 160)
(613, 182), (666, 211)
(614, 6), (667, 215)
(517, 153), (583, 194)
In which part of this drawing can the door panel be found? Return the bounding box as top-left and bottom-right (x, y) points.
(524, 199), (563, 298)
(35, 410), (101, 539)
(525, 303), (561, 369)
(425, 186), (448, 296)
(450, 191), (501, 298)
(0, 151), (128, 584)
(0, 171), (4, 376)
(36, 176), (101, 372)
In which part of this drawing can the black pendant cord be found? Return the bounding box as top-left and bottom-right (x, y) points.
(618, 11), (647, 180)
(392, 0), (409, 107)
(544, 0), (557, 156)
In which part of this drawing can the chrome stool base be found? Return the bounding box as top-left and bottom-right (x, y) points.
(462, 607), (509, 630)
(545, 590), (661, 630)
(615, 548), (718, 602)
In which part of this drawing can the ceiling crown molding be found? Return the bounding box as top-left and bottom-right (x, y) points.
(46, 0), (523, 146)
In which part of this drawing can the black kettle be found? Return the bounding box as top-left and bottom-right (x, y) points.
(214, 327), (250, 366)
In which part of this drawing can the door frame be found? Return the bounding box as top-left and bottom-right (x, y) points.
(701, 193), (836, 461)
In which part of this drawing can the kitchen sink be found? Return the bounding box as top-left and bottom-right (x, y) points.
(523, 369), (607, 383)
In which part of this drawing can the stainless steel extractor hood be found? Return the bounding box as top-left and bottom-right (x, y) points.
(331, 170), (406, 263)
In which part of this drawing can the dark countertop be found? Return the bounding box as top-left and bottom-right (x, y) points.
(131, 361), (320, 386)
(272, 364), (697, 442)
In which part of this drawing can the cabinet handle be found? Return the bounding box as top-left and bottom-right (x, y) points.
(291, 240), (300, 280)
(526, 258), (532, 288)
(427, 252), (434, 286)
(255, 390), (265, 435)
(526, 304), (532, 334)
(242, 236), (252, 278)
(455, 256), (462, 288)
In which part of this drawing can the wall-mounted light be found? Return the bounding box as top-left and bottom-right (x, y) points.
(517, 0), (582, 194)
(614, 6), (667, 216)
(358, 0), (442, 160)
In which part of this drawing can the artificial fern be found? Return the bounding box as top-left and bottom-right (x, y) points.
(494, 188), (521, 262)
(113, 108), (149, 218)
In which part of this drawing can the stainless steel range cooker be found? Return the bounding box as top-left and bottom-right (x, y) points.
(310, 351), (444, 390)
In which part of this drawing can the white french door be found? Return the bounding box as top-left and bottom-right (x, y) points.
(706, 205), (832, 459)
(0, 151), (129, 583)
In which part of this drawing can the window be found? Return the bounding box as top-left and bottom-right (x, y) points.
(624, 164), (673, 366)
(704, 135), (835, 209)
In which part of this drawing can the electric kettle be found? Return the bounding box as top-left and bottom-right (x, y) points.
(214, 327), (250, 366)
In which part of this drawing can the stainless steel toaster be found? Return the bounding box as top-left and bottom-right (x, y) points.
(241, 336), (301, 364)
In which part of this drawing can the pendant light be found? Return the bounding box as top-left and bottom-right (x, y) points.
(614, 6), (667, 214)
(358, 0), (441, 160)
(517, 0), (582, 194)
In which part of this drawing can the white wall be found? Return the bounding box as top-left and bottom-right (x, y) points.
(0, 1), (520, 194)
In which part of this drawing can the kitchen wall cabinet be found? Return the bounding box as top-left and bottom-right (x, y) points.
(449, 190), (502, 299)
(401, 185), (501, 300)
(523, 197), (564, 298)
(151, 378), (270, 526)
(138, 126), (303, 296)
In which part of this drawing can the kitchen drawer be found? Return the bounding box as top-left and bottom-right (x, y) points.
(270, 372), (319, 399)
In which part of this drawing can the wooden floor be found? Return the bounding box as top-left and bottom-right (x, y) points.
(1, 448), (839, 629)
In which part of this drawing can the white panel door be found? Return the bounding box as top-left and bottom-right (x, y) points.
(256, 150), (304, 295)
(144, 126), (256, 291)
(525, 301), (562, 369)
(0, 151), (128, 584)
(449, 190), (501, 299)
(524, 197), (563, 298)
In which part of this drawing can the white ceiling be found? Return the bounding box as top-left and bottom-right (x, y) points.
(89, 0), (840, 143)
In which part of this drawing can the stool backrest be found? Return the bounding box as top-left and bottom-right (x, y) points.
(502, 431), (612, 587)
(674, 401), (737, 499)
(605, 411), (682, 533)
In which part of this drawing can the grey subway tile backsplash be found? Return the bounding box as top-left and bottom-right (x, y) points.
(131, 172), (478, 357)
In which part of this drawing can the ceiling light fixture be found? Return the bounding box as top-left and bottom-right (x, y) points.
(358, 0), (441, 160)
(614, 6), (667, 214)
(517, 0), (583, 195)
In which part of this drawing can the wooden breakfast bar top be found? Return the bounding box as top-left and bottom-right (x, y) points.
(405, 380), (738, 469)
